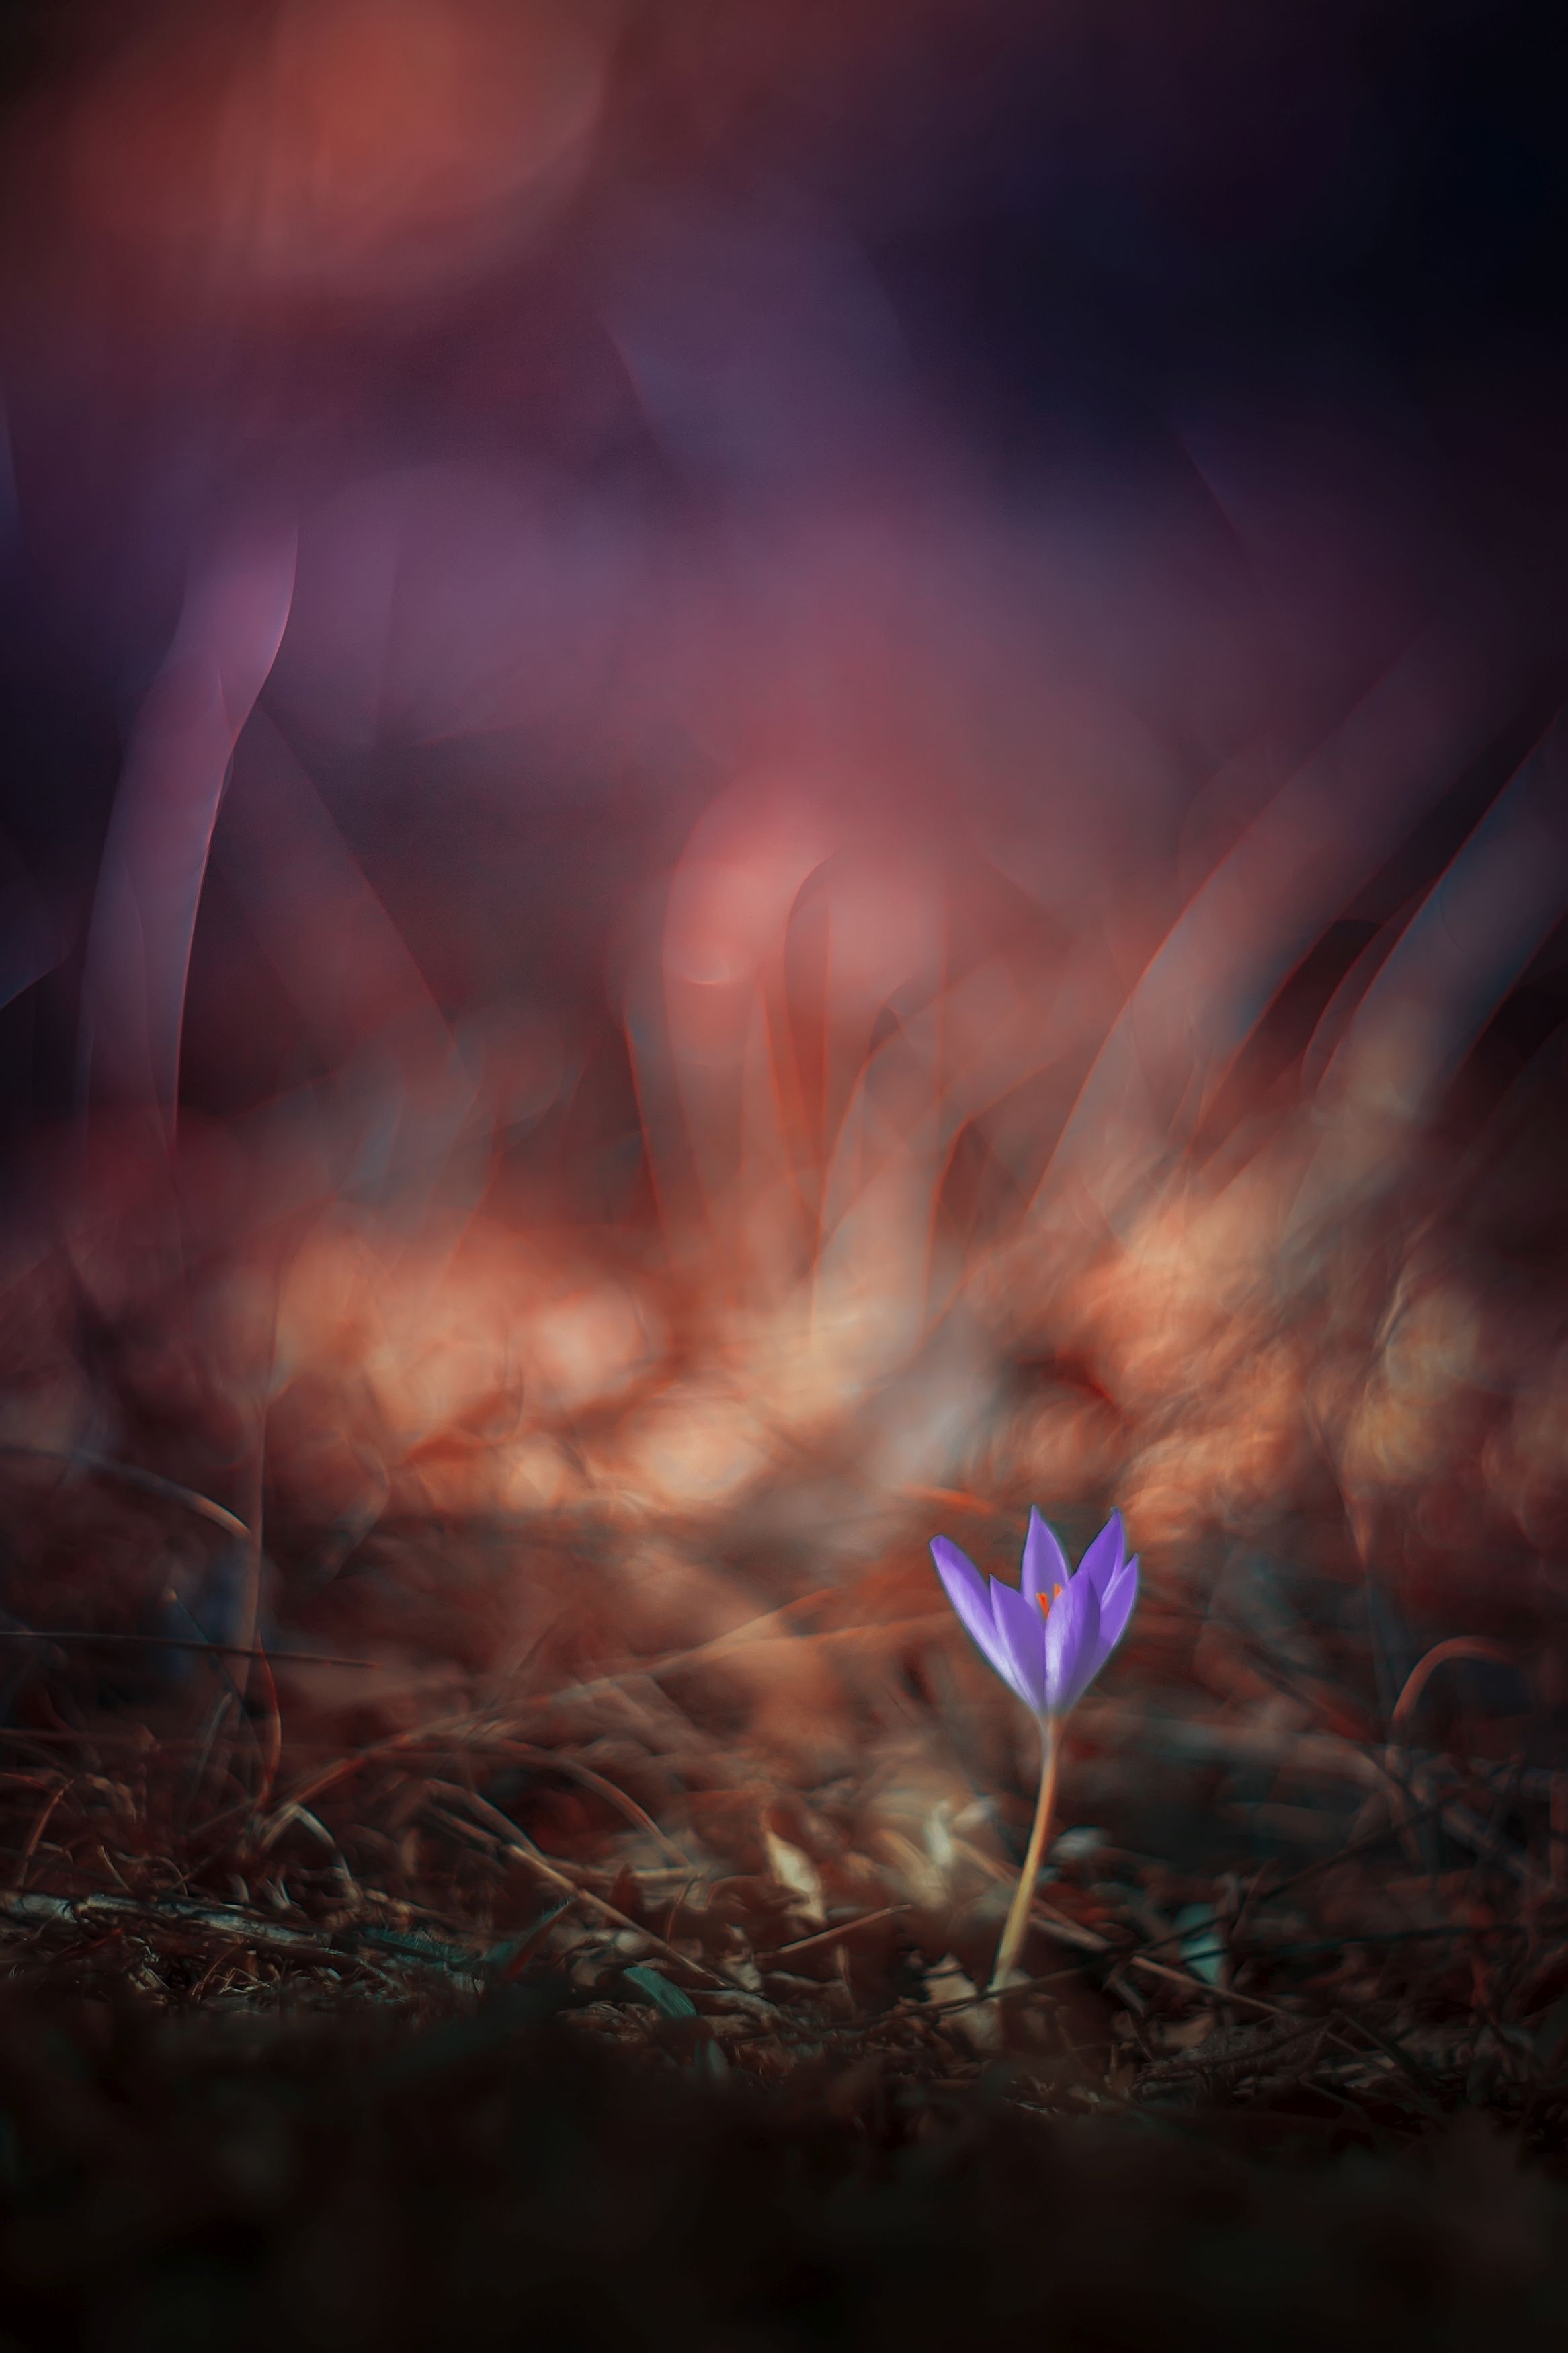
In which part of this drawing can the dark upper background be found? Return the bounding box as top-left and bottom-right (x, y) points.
(1, 0), (1567, 1154)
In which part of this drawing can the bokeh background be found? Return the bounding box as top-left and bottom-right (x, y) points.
(2, 0), (1567, 1795)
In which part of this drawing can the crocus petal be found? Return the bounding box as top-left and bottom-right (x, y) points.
(1044, 1566), (1101, 1716)
(1020, 1507), (1071, 1609)
(1094, 1554), (1140, 1660)
(989, 1577), (1050, 1712)
(932, 1512), (1138, 1722)
(1075, 1513), (1126, 1597)
(1077, 1558), (1139, 1689)
(931, 1538), (1014, 1681)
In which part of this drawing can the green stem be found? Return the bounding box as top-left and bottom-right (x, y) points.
(991, 1715), (1060, 1990)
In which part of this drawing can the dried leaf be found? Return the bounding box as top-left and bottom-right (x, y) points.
(761, 1827), (826, 1926)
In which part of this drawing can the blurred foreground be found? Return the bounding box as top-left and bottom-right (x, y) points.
(6, 1983), (1568, 2353)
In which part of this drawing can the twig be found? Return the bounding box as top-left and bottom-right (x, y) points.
(1137, 2016), (1328, 2090)
(951, 1835), (1112, 1952)
(915, 1961), (1100, 2020)
(1387, 1638), (1522, 1871)
(260, 1715), (497, 1825)
(1239, 1922), (1527, 1959)
(250, 1642), (284, 1817)
(1337, 2013), (1446, 2117)
(481, 1742), (690, 1867)
(761, 1907), (905, 1963)
(530, 1611), (956, 1719)
(265, 1723), (689, 1864)
(10, 1784), (67, 1892)
(0, 1445), (250, 1542)
(1128, 1950), (1294, 2018)
(1241, 1794), (1454, 1911)
(0, 1888), (466, 1984)
(0, 1630), (395, 1671)
(1390, 1638), (1522, 1745)
(423, 1781), (766, 2001)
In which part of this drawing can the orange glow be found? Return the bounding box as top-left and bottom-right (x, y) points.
(1, 0), (1563, 1786)
(60, 0), (605, 303)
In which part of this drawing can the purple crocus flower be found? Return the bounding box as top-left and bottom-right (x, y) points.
(931, 1509), (1139, 1720)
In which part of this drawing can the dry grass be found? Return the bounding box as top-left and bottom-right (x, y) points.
(3, 1449), (1567, 2157)
(5, 1546), (1568, 2348)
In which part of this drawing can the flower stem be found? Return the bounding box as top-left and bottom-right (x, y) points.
(991, 1715), (1059, 1990)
